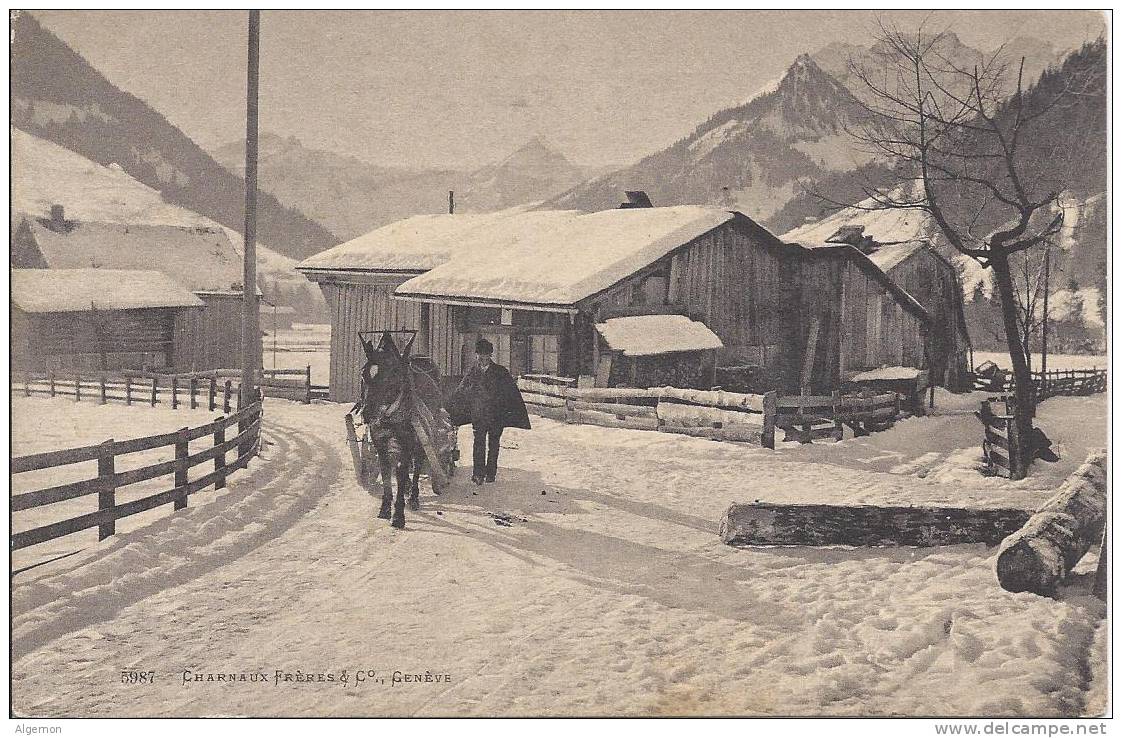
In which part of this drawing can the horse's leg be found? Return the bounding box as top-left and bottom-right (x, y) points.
(408, 449), (421, 511)
(391, 448), (409, 529)
(376, 445), (394, 520)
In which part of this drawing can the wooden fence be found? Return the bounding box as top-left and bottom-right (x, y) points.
(12, 366), (323, 407)
(517, 376), (902, 449)
(975, 397), (1022, 479)
(970, 367), (1107, 400)
(11, 400), (263, 552)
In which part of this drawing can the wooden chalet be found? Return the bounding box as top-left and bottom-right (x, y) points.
(783, 201), (972, 390)
(11, 207), (262, 372)
(298, 201), (956, 403)
(11, 268), (204, 371)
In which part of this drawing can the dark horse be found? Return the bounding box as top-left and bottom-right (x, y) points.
(349, 330), (458, 528)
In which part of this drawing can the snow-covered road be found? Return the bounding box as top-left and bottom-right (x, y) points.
(10, 396), (1107, 717)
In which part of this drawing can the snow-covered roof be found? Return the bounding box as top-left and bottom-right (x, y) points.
(12, 268), (204, 313)
(396, 206), (735, 306)
(297, 207), (583, 273)
(595, 314), (724, 357)
(781, 197), (935, 272)
(19, 219), (251, 294)
(850, 366), (924, 382)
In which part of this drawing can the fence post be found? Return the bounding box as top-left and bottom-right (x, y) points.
(762, 391), (777, 450)
(23, 371), (30, 397)
(174, 427), (190, 510)
(48, 370), (56, 398)
(1007, 415), (1025, 481)
(799, 387), (811, 444)
(98, 439), (116, 541)
(99, 375), (107, 405)
(125, 375), (132, 405)
(214, 421), (227, 490)
(831, 390), (844, 441)
(208, 377), (217, 411)
(190, 377), (198, 409)
(151, 375), (158, 407)
(893, 392), (901, 419)
(171, 377), (179, 410)
(223, 381), (232, 414)
(305, 365), (312, 404)
(75, 373), (82, 403)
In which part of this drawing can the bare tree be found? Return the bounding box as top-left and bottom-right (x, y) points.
(837, 17), (1099, 477)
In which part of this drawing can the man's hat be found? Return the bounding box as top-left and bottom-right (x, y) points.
(475, 338), (494, 355)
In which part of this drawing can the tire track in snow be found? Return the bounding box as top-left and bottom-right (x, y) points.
(11, 406), (345, 661)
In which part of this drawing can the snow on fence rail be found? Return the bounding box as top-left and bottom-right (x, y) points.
(516, 377), (903, 448)
(12, 366), (322, 406)
(10, 400), (263, 552)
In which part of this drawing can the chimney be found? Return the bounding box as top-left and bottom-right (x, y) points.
(619, 191), (653, 209)
(50, 204), (65, 229)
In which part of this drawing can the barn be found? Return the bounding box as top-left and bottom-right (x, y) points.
(11, 268), (204, 371)
(299, 205), (803, 401)
(783, 202), (972, 389)
(11, 207), (262, 372)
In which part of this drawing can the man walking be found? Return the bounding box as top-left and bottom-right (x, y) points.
(450, 338), (531, 484)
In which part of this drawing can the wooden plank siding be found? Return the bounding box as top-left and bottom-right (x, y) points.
(582, 218), (795, 383)
(171, 293), (259, 373)
(796, 254), (929, 392)
(14, 307), (181, 372)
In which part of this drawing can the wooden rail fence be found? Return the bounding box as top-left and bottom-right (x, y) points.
(975, 398), (1022, 479)
(516, 375), (902, 449)
(13, 366), (323, 407)
(11, 400), (263, 552)
(970, 367), (1107, 400)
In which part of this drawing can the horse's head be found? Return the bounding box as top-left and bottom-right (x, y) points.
(356, 331), (412, 425)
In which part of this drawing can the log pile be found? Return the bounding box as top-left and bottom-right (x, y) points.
(995, 450), (1108, 595)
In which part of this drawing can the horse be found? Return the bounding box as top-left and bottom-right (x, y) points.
(349, 330), (457, 529)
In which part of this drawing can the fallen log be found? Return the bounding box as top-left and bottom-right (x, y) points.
(995, 450), (1108, 595)
(720, 502), (1032, 547)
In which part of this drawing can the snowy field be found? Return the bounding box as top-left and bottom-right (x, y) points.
(263, 323), (330, 385)
(10, 391), (1108, 717)
(972, 351), (1107, 372)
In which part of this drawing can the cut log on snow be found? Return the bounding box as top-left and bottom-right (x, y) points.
(995, 450), (1108, 595)
(720, 502), (1032, 547)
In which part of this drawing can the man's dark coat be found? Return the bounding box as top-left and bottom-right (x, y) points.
(449, 363), (532, 430)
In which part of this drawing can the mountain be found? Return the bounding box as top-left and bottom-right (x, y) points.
(544, 55), (874, 221)
(457, 137), (587, 212)
(10, 11), (339, 260)
(11, 127), (328, 321)
(211, 134), (593, 241)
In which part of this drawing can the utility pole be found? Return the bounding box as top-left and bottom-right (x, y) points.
(1040, 248), (1051, 376)
(241, 10), (260, 407)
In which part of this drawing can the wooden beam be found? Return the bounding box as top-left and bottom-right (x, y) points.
(720, 502), (1032, 547)
(800, 314), (820, 389)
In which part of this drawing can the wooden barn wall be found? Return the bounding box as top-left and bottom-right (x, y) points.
(320, 279), (423, 403)
(795, 256), (928, 391)
(172, 294), (260, 373)
(17, 307), (179, 371)
(586, 220), (793, 378)
(882, 250), (970, 384)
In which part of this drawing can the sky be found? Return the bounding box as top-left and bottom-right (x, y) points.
(31, 10), (1107, 171)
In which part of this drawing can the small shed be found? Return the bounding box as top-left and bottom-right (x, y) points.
(595, 314), (723, 388)
(11, 268), (204, 371)
(783, 200), (972, 390)
(11, 210), (262, 372)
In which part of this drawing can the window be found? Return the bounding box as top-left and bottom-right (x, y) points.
(529, 334), (559, 374)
